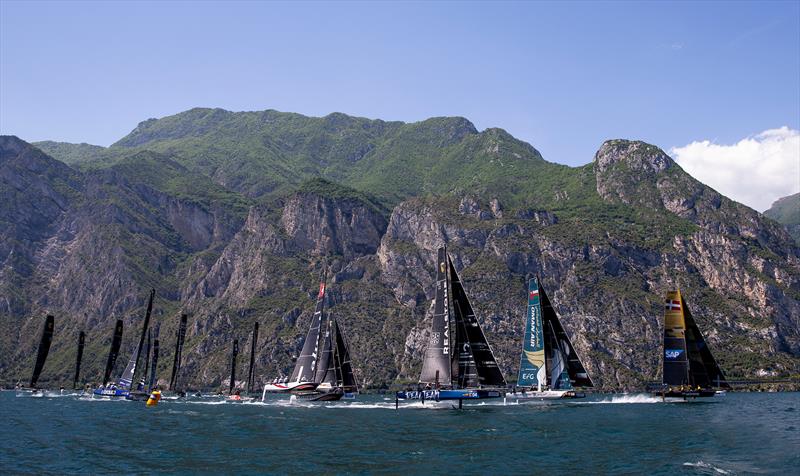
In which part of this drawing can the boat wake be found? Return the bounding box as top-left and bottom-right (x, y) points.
(591, 394), (664, 404)
(683, 461), (731, 474)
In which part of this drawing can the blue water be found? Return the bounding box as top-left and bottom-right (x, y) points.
(1, 391), (798, 474)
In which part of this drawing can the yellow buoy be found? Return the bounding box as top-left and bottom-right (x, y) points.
(146, 390), (162, 407)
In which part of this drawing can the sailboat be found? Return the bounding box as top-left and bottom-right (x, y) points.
(513, 277), (593, 400)
(17, 315), (55, 395)
(263, 276), (330, 394)
(167, 314), (188, 398)
(652, 290), (730, 399)
(396, 247), (506, 406)
(307, 315), (359, 401)
(94, 289), (155, 398)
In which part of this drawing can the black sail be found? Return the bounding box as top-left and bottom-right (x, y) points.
(290, 277), (328, 384)
(140, 329), (152, 391)
(539, 285), (594, 388)
(229, 339), (239, 394)
(29, 315), (55, 388)
(169, 314), (188, 391)
(448, 258), (506, 388)
(313, 319), (334, 384)
(149, 328), (160, 391)
(419, 247), (452, 386)
(103, 319), (124, 386)
(682, 297), (730, 389)
(73, 331), (85, 389)
(332, 318), (357, 391)
(129, 289), (155, 391)
(247, 322), (259, 394)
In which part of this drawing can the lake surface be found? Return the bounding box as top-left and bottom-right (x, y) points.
(1, 391), (798, 474)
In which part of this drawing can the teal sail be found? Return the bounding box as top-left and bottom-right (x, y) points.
(517, 278), (546, 387)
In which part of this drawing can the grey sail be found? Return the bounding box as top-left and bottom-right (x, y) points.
(169, 314), (188, 391)
(448, 258), (506, 388)
(318, 319), (336, 385)
(103, 320), (124, 386)
(29, 315), (55, 388)
(290, 276), (328, 384)
(73, 331), (85, 389)
(118, 341), (141, 390)
(419, 247), (452, 386)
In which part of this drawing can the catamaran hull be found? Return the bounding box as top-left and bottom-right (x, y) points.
(652, 389), (717, 399)
(396, 389), (504, 401)
(510, 389), (586, 400)
(93, 388), (130, 398)
(263, 382), (318, 393)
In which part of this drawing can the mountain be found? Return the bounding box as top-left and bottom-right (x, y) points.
(1, 108), (798, 390)
(33, 141), (106, 166)
(765, 193), (800, 245)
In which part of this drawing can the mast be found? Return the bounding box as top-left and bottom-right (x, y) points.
(229, 338), (239, 394)
(540, 285), (593, 388)
(29, 315), (55, 388)
(103, 320), (124, 386)
(517, 278), (546, 389)
(289, 272), (328, 384)
(169, 314), (188, 391)
(73, 331), (85, 389)
(149, 327), (160, 391)
(448, 256), (506, 388)
(419, 247), (452, 387)
(246, 322), (259, 394)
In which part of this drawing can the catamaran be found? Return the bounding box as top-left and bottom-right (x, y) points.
(396, 247), (506, 407)
(651, 290), (730, 400)
(94, 289), (155, 398)
(307, 314), (359, 401)
(512, 277), (593, 400)
(17, 314), (55, 395)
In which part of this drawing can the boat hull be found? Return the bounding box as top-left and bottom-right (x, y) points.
(93, 388), (130, 398)
(652, 389), (717, 399)
(509, 389), (586, 400)
(396, 388), (504, 401)
(263, 382), (318, 393)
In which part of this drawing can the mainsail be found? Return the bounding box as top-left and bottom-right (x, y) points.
(73, 331), (85, 389)
(229, 339), (239, 394)
(103, 320), (124, 386)
(149, 328), (160, 391)
(169, 314), (188, 391)
(662, 290), (729, 389)
(289, 278), (328, 384)
(118, 289), (155, 391)
(419, 247), (452, 386)
(29, 315), (55, 388)
(449, 257), (506, 388)
(517, 279), (546, 388)
(247, 322), (259, 394)
(516, 277), (593, 389)
(314, 319), (334, 385)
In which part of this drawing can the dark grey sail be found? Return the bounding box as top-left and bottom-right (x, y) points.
(139, 329), (152, 391)
(229, 339), (239, 394)
(332, 318), (357, 391)
(540, 285), (593, 388)
(448, 258), (506, 388)
(247, 322), (259, 394)
(119, 289), (155, 391)
(289, 278), (328, 384)
(29, 315), (55, 388)
(103, 320), (124, 386)
(73, 331), (85, 389)
(419, 247), (452, 386)
(169, 314), (188, 391)
(149, 329), (160, 391)
(313, 320), (334, 384)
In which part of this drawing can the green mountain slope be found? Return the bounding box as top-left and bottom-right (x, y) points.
(765, 193), (800, 244)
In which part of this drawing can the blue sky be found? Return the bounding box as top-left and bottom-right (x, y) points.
(1, 1), (798, 186)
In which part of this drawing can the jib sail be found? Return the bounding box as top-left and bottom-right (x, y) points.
(103, 320), (124, 386)
(29, 315), (55, 388)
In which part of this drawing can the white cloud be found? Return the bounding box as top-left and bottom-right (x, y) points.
(670, 127), (800, 212)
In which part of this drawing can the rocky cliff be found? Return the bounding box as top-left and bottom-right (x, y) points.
(2, 109), (798, 390)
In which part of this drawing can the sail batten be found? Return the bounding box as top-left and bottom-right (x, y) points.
(29, 315), (55, 388)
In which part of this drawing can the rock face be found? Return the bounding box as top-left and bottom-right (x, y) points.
(1, 116), (798, 391)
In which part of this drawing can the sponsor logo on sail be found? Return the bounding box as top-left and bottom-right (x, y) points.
(665, 300), (681, 311)
(665, 349), (684, 360)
